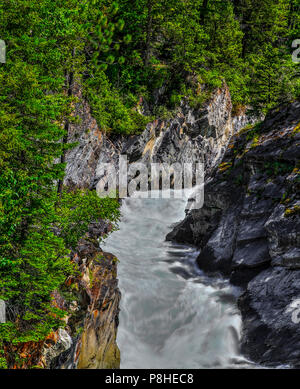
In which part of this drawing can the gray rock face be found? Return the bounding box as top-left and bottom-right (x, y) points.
(122, 86), (233, 175)
(0, 300), (5, 323)
(64, 84), (241, 190)
(238, 268), (300, 367)
(167, 100), (300, 367)
(63, 85), (123, 189)
(232, 109), (264, 135)
(42, 329), (73, 369)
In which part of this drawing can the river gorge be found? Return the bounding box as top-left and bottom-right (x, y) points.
(61, 86), (299, 370)
(11, 86), (298, 370)
(104, 192), (255, 369)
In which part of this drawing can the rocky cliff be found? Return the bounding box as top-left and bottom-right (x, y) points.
(64, 83), (251, 190)
(55, 222), (121, 370)
(167, 100), (300, 367)
(5, 222), (120, 369)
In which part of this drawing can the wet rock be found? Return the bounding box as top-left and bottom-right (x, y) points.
(238, 267), (300, 367)
(232, 239), (271, 269)
(236, 216), (269, 244)
(196, 204), (242, 275)
(167, 100), (300, 366)
(265, 203), (300, 269)
(166, 215), (195, 245)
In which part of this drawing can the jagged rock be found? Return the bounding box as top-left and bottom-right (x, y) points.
(167, 100), (300, 366)
(0, 300), (5, 323)
(196, 204), (242, 275)
(75, 252), (120, 369)
(64, 84), (124, 189)
(122, 85), (233, 177)
(166, 215), (195, 245)
(238, 267), (300, 367)
(55, 228), (121, 369)
(265, 203), (300, 269)
(232, 239), (271, 269)
(65, 83), (236, 191)
(42, 329), (72, 368)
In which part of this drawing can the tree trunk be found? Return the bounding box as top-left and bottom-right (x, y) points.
(144, 0), (153, 66)
(57, 70), (74, 196)
(200, 0), (209, 25)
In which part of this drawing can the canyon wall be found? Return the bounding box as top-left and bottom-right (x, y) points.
(64, 83), (249, 190)
(167, 100), (300, 367)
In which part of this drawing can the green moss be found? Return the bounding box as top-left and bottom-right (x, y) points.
(88, 269), (94, 289)
(218, 161), (233, 172)
(264, 161), (295, 177)
(237, 123), (255, 136)
(250, 133), (261, 148)
(284, 206), (300, 218)
(292, 122), (300, 135)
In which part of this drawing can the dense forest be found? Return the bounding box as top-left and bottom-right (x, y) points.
(0, 0), (299, 368)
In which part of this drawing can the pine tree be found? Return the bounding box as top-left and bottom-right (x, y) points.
(0, 0), (120, 368)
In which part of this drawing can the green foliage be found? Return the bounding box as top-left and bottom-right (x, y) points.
(0, 0), (299, 368)
(55, 190), (120, 249)
(85, 72), (150, 135)
(264, 161), (295, 177)
(0, 0), (121, 368)
(103, 0), (299, 112)
(285, 205), (300, 217)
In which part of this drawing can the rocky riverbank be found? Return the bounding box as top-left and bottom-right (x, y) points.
(4, 221), (120, 369)
(167, 100), (300, 367)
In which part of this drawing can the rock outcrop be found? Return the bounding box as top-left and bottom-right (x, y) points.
(167, 100), (300, 367)
(4, 222), (121, 370)
(122, 85), (233, 175)
(63, 84), (123, 189)
(64, 83), (243, 191)
(53, 222), (121, 369)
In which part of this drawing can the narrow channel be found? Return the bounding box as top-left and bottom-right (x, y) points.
(104, 192), (255, 369)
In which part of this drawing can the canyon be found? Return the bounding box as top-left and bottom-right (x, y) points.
(18, 84), (299, 369)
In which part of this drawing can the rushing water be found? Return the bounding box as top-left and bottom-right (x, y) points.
(104, 191), (255, 369)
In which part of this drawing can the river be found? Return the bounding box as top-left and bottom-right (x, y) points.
(104, 191), (255, 368)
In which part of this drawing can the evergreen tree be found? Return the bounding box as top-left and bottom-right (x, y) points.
(0, 0), (120, 368)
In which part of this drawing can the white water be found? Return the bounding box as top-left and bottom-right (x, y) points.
(104, 191), (255, 369)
